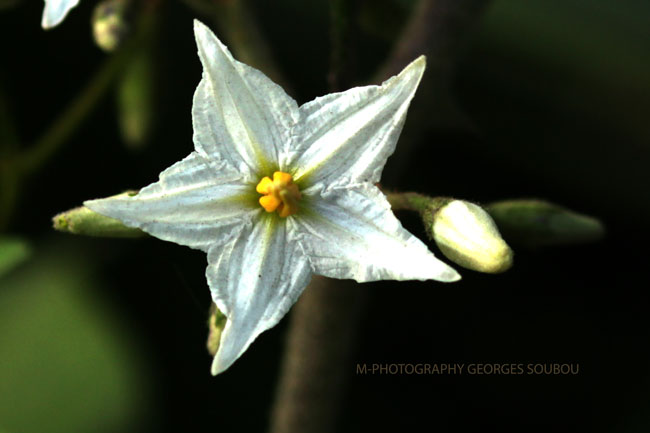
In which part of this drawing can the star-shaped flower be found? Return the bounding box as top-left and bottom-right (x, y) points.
(85, 20), (460, 375)
(42, 0), (79, 29)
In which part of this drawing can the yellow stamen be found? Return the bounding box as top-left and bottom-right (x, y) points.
(256, 171), (301, 217)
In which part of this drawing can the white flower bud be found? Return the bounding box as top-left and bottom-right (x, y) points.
(432, 200), (513, 274)
(92, 0), (129, 52)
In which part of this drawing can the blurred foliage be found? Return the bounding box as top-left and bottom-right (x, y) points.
(0, 236), (30, 277)
(115, 5), (157, 149)
(117, 48), (155, 149)
(455, 0), (650, 225)
(0, 241), (150, 433)
(0, 0), (19, 11)
(487, 199), (605, 248)
(477, 0), (650, 140)
(0, 0), (648, 431)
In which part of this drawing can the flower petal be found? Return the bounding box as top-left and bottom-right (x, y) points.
(192, 20), (299, 180)
(290, 56), (426, 186)
(292, 183), (460, 282)
(41, 0), (80, 29)
(85, 152), (256, 252)
(207, 216), (311, 374)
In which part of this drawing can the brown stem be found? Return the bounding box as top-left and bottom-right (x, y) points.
(377, 0), (492, 181)
(268, 2), (491, 432)
(327, 0), (359, 92)
(268, 277), (366, 433)
(16, 9), (156, 175)
(376, 0), (491, 82)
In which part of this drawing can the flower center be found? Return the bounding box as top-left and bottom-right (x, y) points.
(256, 171), (302, 217)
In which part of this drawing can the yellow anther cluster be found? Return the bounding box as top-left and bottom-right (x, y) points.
(256, 171), (302, 217)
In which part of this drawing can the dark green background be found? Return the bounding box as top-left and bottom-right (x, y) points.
(1, 0), (649, 431)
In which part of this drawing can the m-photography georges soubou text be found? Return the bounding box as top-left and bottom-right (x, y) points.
(355, 363), (580, 376)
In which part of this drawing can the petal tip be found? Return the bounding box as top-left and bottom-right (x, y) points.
(413, 55), (427, 68)
(193, 19), (207, 33)
(193, 19), (215, 49)
(428, 261), (462, 283)
(444, 269), (462, 283)
(403, 55), (427, 79)
(210, 343), (237, 376)
(41, 12), (59, 29)
(210, 356), (225, 376)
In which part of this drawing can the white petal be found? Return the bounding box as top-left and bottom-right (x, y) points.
(85, 152), (256, 252)
(292, 183), (460, 282)
(192, 20), (299, 180)
(289, 56), (426, 186)
(207, 217), (311, 374)
(41, 0), (80, 29)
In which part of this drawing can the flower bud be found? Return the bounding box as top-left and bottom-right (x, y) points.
(207, 303), (227, 356)
(92, 0), (130, 52)
(53, 192), (146, 238)
(432, 200), (513, 273)
(486, 200), (604, 248)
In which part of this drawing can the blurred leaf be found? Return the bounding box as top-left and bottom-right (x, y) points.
(0, 76), (19, 149)
(0, 236), (30, 277)
(487, 199), (605, 248)
(0, 242), (149, 433)
(116, 15), (157, 150)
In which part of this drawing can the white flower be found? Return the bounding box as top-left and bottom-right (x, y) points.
(42, 0), (79, 29)
(85, 20), (461, 375)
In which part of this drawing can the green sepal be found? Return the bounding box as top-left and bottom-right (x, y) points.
(207, 303), (227, 356)
(53, 199), (146, 238)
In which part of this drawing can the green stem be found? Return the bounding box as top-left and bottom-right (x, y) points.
(385, 191), (452, 239)
(0, 77), (20, 154)
(16, 10), (154, 175)
(385, 191), (432, 212)
(386, 191), (451, 214)
(0, 161), (20, 231)
(0, 77), (21, 230)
